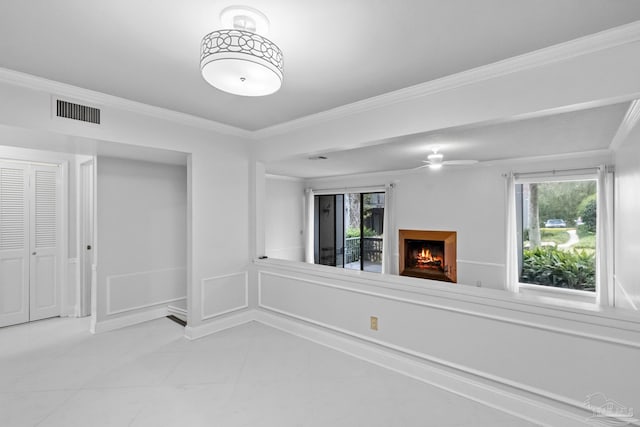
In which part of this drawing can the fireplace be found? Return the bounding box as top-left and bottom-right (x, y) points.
(399, 229), (457, 282)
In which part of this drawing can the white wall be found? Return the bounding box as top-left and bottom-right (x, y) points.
(265, 175), (305, 262)
(96, 157), (187, 322)
(392, 166), (505, 288)
(614, 126), (640, 311)
(299, 152), (611, 290)
(0, 79), (251, 333)
(255, 260), (640, 420)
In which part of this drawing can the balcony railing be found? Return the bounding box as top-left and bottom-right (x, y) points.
(345, 237), (383, 264)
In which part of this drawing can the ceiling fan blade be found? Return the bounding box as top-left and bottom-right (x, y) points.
(413, 164), (431, 170)
(442, 159), (478, 166)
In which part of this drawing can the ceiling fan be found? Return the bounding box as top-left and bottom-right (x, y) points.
(418, 147), (478, 170)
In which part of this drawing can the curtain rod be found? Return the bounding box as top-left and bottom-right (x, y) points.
(308, 184), (390, 195)
(503, 165), (614, 178)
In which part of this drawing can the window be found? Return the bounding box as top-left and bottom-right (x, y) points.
(314, 192), (385, 272)
(514, 177), (597, 293)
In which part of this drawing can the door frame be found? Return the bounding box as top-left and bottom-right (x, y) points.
(79, 159), (95, 317)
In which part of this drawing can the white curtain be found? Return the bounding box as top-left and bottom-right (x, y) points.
(304, 188), (314, 263)
(596, 165), (614, 306)
(504, 172), (519, 293)
(382, 183), (397, 275)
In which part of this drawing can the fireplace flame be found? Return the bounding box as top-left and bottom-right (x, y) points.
(416, 247), (443, 268)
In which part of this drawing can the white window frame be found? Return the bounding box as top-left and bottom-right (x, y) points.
(305, 185), (392, 273)
(313, 189), (385, 272)
(508, 169), (610, 306)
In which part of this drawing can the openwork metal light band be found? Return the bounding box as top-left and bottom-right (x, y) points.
(200, 6), (284, 97)
(201, 29), (283, 75)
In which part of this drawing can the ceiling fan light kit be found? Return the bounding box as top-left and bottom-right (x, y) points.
(200, 6), (284, 96)
(420, 147), (478, 171)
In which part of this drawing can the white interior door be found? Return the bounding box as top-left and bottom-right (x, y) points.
(0, 161), (61, 327)
(29, 166), (60, 321)
(0, 163), (29, 327)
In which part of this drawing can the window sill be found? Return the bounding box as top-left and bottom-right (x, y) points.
(517, 283), (597, 308)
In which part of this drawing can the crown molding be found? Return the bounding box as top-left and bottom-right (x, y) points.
(0, 67), (253, 139)
(254, 20), (640, 140)
(2, 20), (640, 142)
(265, 173), (305, 182)
(301, 149), (613, 181)
(305, 166), (415, 182)
(478, 149), (612, 168)
(609, 99), (640, 151)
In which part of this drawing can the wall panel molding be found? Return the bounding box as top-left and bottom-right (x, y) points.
(257, 269), (640, 349)
(106, 267), (186, 315)
(457, 259), (505, 268)
(200, 271), (248, 321)
(92, 306), (169, 334)
(185, 309), (254, 340)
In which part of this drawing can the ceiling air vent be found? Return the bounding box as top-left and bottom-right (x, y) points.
(55, 99), (101, 124)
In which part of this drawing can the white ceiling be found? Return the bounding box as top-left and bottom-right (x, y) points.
(0, 1), (638, 178)
(266, 102), (630, 178)
(1, 1), (640, 131)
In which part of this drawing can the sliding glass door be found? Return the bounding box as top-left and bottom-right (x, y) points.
(315, 192), (384, 272)
(362, 193), (384, 272)
(314, 194), (344, 267)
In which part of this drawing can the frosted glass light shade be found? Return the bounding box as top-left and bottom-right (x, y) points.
(200, 29), (283, 96)
(427, 153), (443, 163)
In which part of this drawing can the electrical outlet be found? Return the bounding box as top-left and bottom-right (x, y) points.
(370, 316), (378, 331)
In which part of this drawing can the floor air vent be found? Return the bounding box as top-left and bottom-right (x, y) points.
(56, 99), (101, 124)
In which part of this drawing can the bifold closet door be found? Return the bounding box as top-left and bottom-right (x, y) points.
(0, 163), (29, 327)
(0, 162), (60, 327)
(29, 166), (60, 321)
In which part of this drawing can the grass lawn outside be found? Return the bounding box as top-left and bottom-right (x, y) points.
(574, 227), (596, 255)
(540, 228), (570, 245)
(575, 229), (596, 249)
(525, 227), (595, 253)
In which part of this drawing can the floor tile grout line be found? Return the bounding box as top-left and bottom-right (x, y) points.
(5, 317), (539, 427)
(33, 387), (83, 427)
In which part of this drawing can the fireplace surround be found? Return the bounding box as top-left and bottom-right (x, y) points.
(399, 229), (457, 282)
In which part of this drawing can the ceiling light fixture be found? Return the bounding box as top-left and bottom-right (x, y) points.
(417, 146), (478, 171)
(427, 152), (444, 169)
(200, 6), (283, 96)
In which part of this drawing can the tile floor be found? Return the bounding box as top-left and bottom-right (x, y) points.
(0, 317), (539, 427)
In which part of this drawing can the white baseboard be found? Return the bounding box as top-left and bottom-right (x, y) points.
(184, 309), (254, 340)
(91, 306), (169, 334)
(253, 309), (595, 427)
